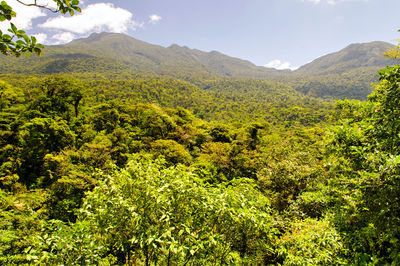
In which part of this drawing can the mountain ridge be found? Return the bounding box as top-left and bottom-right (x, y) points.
(0, 32), (396, 99)
(0, 32), (394, 75)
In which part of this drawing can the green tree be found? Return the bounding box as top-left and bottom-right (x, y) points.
(18, 117), (75, 185)
(78, 156), (277, 264)
(150, 139), (192, 165)
(28, 77), (84, 121)
(326, 63), (400, 263)
(277, 218), (346, 265)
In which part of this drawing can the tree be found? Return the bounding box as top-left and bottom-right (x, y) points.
(0, 0), (81, 56)
(277, 218), (346, 265)
(326, 58), (400, 263)
(384, 30), (400, 60)
(78, 156), (277, 264)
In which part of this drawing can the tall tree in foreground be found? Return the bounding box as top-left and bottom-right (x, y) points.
(25, 156), (278, 265)
(327, 40), (400, 264)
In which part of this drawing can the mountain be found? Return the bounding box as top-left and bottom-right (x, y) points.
(0, 32), (396, 100)
(295, 41), (395, 75)
(0, 32), (280, 78)
(284, 41), (396, 99)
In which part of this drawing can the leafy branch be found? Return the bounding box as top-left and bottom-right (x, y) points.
(0, 0), (81, 57)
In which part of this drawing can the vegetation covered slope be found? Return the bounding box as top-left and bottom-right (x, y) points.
(0, 32), (280, 78)
(284, 42), (396, 100)
(0, 73), (333, 126)
(296, 41), (395, 75)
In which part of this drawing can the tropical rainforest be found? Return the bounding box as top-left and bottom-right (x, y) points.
(2, 3), (400, 263)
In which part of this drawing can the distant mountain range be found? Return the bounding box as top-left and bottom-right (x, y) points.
(0, 32), (396, 99)
(0, 32), (280, 77)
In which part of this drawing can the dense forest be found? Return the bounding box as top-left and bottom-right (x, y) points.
(1, 2), (400, 262)
(2, 49), (400, 263)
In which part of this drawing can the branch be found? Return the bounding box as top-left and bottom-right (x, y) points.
(15, 0), (59, 13)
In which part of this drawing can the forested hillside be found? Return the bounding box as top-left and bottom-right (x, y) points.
(296, 41), (395, 75)
(0, 32), (280, 78)
(285, 42), (396, 99)
(0, 73), (333, 125)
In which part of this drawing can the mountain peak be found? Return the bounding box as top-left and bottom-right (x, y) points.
(68, 32), (136, 45)
(168, 44), (180, 49)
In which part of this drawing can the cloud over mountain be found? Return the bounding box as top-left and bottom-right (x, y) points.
(39, 3), (142, 34)
(265, 60), (298, 70)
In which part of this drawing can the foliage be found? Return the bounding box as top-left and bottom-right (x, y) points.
(0, 0), (80, 56)
(25, 220), (113, 265)
(76, 156), (276, 264)
(277, 218), (346, 265)
(324, 63), (400, 263)
(150, 139), (192, 165)
(0, 189), (46, 264)
(257, 128), (325, 212)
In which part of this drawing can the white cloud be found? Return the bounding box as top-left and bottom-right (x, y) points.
(52, 32), (76, 44)
(303, 0), (321, 3)
(33, 33), (48, 43)
(40, 3), (142, 34)
(264, 59), (298, 71)
(0, 0), (46, 32)
(149, 14), (162, 24)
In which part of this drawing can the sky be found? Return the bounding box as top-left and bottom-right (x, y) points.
(1, 0), (400, 70)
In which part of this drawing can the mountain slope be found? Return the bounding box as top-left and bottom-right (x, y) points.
(295, 41), (395, 75)
(0, 32), (280, 78)
(279, 41), (397, 100)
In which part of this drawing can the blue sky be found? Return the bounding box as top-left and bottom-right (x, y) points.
(1, 0), (400, 69)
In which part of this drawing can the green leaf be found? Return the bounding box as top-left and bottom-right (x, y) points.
(2, 34), (12, 42)
(10, 22), (17, 33)
(34, 47), (42, 56)
(23, 35), (29, 43)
